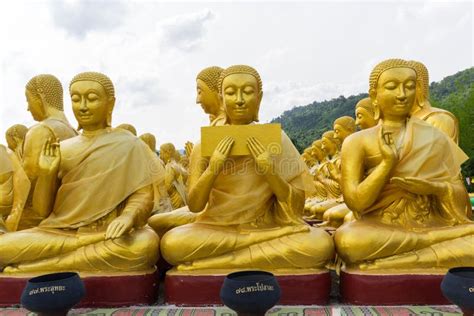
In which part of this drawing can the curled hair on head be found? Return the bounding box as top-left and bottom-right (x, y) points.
(334, 116), (356, 133)
(69, 71), (115, 98)
(160, 143), (176, 154)
(197, 66), (224, 93)
(139, 133), (157, 152)
(355, 97), (374, 116)
(25, 74), (64, 111)
(6, 124), (28, 140)
(117, 123), (137, 136)
(218, 65), (262, 95)
(369, 58), (418, 95)
(411, 60), (430, 107)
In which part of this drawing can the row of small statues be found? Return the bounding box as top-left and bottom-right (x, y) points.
(0, 59), (472, 276)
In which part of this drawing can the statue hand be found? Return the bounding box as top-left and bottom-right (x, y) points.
(247, 137), (273, 175)
(105, 213), (135, 239)
(378, 127), (397, 168)
(391, 177), (445, 195)
(185, 141), (194, 158)
(209, 136), (234, 174)
(4, 208), (21, 232)
(38, 138), (60, 175)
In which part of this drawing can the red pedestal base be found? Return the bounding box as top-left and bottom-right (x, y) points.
(0, 271), (159, 307)
(340, 270), (450, 305)
(165, 270), (331, 306)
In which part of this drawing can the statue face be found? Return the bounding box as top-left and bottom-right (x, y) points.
(311, 146), (324, 161)
(70, 81), (110, 131)
(375, 67), (416, 120)
(222, 73), (262, 125)
(196, 79), (219, 115)
(25, 89), (46, 121)
(355, 107), (377, 130)
(321, 137), (337, 156)
(333, 124), (352, 142)
(160, 148), (172, 163)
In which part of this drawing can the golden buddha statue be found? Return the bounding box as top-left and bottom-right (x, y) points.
(410, 61), (459, 143)
(160, 143), (188, 209)
(355, 97), (378, 130)
(0, 145), (30, 233)
(196, 66), (226, 126)
(139, 133), (172, 213)
(334, 59), (473, 271)
(5, 124), (28, 160)
(20, 74), (78, 230)
(306, 130), (343, 219)
(0, 72), (160, 274)
(116, 123), (137, 136)
(303, 140), (331, 213)
(156, 65), (334, 271)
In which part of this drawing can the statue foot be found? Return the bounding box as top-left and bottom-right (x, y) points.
(2, 265), (19, 274)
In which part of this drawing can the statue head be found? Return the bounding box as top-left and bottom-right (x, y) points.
(310, 139), (326, 161)
(321, 131), (339, 156)
(117, 123), (137, 136)
(5, 124), (28, 152)
(196, 66), (224, 116)
(355, 97), (377, 130)
(333, 116), (356, 142)
(160, 143), (176, 164)
(369, 59), (417, 122)
(139, 133), (156, 152)
(411, 60), (431, 111)
(25, 74), (64, 122)
(218, 65), (263, 125)
(303, 148), (316, 166)
(69, 72), (115, 132)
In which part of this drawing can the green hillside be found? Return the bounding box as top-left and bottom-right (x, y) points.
(271, 67), (474, 177)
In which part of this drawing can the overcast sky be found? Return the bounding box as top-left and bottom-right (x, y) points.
(0, 0), (472, 147)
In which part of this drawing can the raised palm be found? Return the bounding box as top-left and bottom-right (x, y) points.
(38, 138), (61, 175)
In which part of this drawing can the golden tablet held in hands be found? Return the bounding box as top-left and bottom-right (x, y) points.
(0, 72), (161, 274)
(158, 65), (334, 271)
(334, 59), (473, 271)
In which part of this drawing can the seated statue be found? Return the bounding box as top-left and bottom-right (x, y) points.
(334, 59), (474, 271)
(0, 72), (160, 274)
(306, 130), (343, 219)
(5, 124), (28, 161)
(157, 65), (334, 271)
(304, 140), (330, 212)
(0, 145), (30, 233)
(139, 133), (172, 213)
(196, 66), (226, 126)
(160, 143), (188, 209)
(355, 97), (378, 130)
(21, 74), (78, 230)
(410, 61), (459, 143)
(116, 123), (137, 136)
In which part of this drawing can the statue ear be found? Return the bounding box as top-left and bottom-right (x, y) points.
(106, 97), (116, 127)
(373, 101), (380, 121)
(254, 91), (263, 122)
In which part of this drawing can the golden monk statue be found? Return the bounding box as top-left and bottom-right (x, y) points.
(160, 143), (188, 209)
(0, 72), (160, 273)
(303, 140), (331, 212)
(20, 74), (78, 230)
(5, 124), (28, 160)
(355, 97), (378, 130)
(410, 61), (459, 143)
(335, 59), (473, 271)
(139, 133), (172, 213)
(0, 145), (30, 233)
(156, 65), (334, 271)
(196, 66), (226, 126)
(116, 123), (137, 136)
(305, 130), (343, 219)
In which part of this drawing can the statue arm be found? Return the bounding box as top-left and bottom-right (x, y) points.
(187, 137), (234, 213)
(341, 133), (395, 215)
(121, 184), (154, 227)
(425, 114), (459, 143)
(22, 125), (54, 180)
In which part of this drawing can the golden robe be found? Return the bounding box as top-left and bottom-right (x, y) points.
(0, 128), (160, 273)
(335, 118), (474, 269)
(160, 131), (334, 270)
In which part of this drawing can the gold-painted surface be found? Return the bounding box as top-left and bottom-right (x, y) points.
(334, 59), (473, 271)
(151, 65), (334, 272)
(201, 123), (282, 157)
(196, 66), (226, 126)
(0, 72), (160, 274)
(160, 143), (187, 209)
